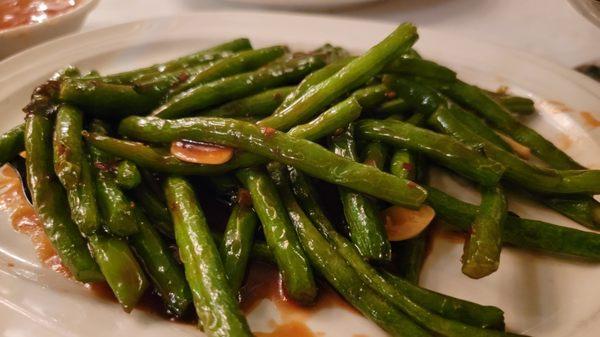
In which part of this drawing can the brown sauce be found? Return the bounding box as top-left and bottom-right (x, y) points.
(1, 163), (358, 336)
(0, 164), (69, 277)
(0, 0), (81, 31)
(556, 133), (573, 150)
(580, 111), (600, 128)
(241, 262), (357, 336)
(544, 100), (573, 113)
(88, 259), (357, 336)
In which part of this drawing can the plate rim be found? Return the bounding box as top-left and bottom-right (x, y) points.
(0, 9), (599, 337)
(0, 9), (599, 99)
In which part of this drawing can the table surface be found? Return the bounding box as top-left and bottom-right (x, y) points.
(82, 0), (600, 68)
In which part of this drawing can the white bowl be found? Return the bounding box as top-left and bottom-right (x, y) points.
(0, 0), (99, 59)
(223, 0), (383, 11)
(569, 0), (600, 28)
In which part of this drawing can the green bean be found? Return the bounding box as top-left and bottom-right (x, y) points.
(382, 271), (504, 330)
(23, 67), (83, 117)
(130, 208), (192, 316)
(462, 186), (506, 279)
(455, 109), (514, 152)
(356, 118), (505, 186)
(362, 141), (388, 170)
(259, 23), (417, 130)
(164, 176), (252, 337)
(152, 55), (325, 119)
(428, 105), (600, 194)
(24, 114), (103, 282)
(168, 46), (288, 97)
(275, 164), (515, 337)
(220, 203), (259, 294)
(555, 170), (600, 194)
(132, 183), (174, 237)
(205, 175), (240, 203)
(331, 125), (391, 261)
(350, 84), (392, 111)
(373, 98), (412, 118)
(431, 79), (584, 169)
(84, 132), (260, 175)
(484, 91), (535, 115)
(390, 149), (416, 180)
(58, 66), (81, 78)
(236, 167), (317, 304)
(287, 97), (362, 140)
(426, 186), (600, 260)
(250, 240), (276, 263)
(269, 164), (430, 337)
(131, 63), (211, 98)
(287, 167), (505, 330)
(88, 120), (139, 236)
(84, 97), (360, 175)
(203, 86), (294, 118)
(274, 57), (354, 113)
(389, 151), (428, 284)
(394, 233), (428, 284)
(399, 49), (422, 59)
(385, 58), (457, 81)
(382, 75), (446, 115)
(537, 195), (600, 229)
(59, 80), (158, 119)
(428, 107), (556, 191)
(119, 116), (428, 208)
(310, 43), (352, 63)
(386, 76), (514, 152)
(0, 124), (24, 166)
(85, 94), (360, 176)
(213, 231), (274, 264)
(85, 95), (359, 176)
(428, 104), (600, 228)
(88, 234), (148, 312)
(52, 105), (100, 235)
(100, 38), (252, 84)
(114, 160), (141, 190)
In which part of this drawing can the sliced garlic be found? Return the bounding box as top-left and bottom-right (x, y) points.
(382, 204), (435, 241)
(170, 140), (233, 165)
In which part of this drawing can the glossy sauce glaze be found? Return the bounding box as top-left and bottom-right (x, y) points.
(241, 262), (357, 337)
(0, 163), (359, 336)
(91, 261), (358, 336)
(0, 0), (81, 31)
(0, 164), (68, 276)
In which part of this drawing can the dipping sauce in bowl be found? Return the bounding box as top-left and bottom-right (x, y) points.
(1, 0), (81, 31)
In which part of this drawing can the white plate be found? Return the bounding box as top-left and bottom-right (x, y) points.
(0, 10), (599, 337)
(223, 0), (382, 10)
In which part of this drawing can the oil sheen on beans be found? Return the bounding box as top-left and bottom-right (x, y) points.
(0, 163), (357, 336)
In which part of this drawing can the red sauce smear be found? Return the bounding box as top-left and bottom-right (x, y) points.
(0, 164), (69, 276)
(0, 0), (81, 31)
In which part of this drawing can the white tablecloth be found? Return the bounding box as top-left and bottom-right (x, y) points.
(83, 0), (600, 68)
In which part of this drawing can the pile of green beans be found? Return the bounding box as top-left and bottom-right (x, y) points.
(3, 23), (599, 337)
